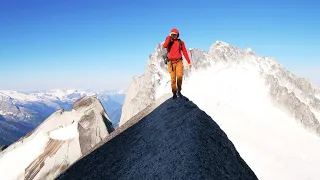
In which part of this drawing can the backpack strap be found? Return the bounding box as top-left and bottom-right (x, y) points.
(178, 39), (183, 60)
(167, 39), (182, 53)
(178, 39), (182, 49)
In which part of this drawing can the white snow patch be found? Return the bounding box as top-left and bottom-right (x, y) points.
(0, 130), (50, 180)
(48, 122), (79, 141)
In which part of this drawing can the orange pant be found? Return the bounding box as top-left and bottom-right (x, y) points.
(167, 60), (184, 93)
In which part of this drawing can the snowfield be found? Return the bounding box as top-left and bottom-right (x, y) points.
(179, 65), (320, 180)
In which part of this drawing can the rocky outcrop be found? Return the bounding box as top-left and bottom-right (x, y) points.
(265, 74), (320, 135)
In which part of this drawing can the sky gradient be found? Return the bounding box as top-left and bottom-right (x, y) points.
(0, 0), (319, 91)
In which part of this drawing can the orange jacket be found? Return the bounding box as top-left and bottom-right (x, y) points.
(163, 36), (191, 64)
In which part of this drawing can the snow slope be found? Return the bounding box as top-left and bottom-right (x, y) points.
(119, 41), (320, 180)
(0, 96), (114, 180)
(180, 65), (320, 180)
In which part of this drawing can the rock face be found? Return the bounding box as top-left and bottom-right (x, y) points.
(119, 43), (173, 126)
(119, 41), (320, 136)
(0, 96), (114, 180)
(56, 96), (258, 180)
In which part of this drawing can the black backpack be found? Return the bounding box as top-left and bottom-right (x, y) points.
(163, 39), (182, 65)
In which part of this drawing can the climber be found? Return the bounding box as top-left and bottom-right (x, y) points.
(163, 28), (192, 99)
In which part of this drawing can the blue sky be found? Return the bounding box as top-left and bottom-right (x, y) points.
(0, 0), (319, 91)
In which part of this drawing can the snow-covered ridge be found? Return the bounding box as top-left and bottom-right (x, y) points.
(120, 40), (320, 136)
(0, 96), (114, 180)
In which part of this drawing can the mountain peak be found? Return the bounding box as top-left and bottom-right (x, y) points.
(214, 40), (231, 46)
(244, 47), (254, 52)
(72, 96), (98, 110)
(209, 41), (257, 57)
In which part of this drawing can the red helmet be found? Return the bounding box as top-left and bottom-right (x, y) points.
(170, 28), (179, 37)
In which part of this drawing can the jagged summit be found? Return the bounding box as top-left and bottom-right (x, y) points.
(56, 96), (258, 180)
(211, 40), (254, 54)
(121, 40), (320, 135)
(212, 40), (231, 47)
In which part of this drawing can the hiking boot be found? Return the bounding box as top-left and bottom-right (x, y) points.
(172, 93), (177, 99)
(177, 90), (183, 97)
